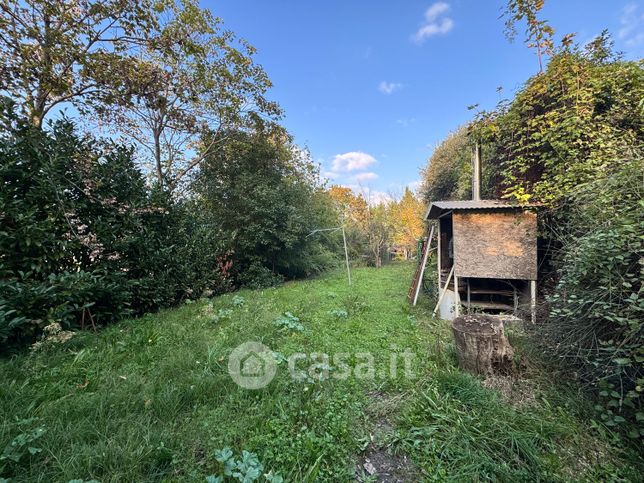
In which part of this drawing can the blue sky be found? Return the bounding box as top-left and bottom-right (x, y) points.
(207, 0), (643, 201)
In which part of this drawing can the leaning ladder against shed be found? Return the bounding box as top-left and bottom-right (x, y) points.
(407, 225), (435, 306)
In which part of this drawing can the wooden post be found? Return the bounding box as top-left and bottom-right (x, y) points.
(412, 225), (434, 306)
(433, 265), (454, 317)
(530, 280), (536, 323)
(467, 279), (471, 314)
(513, 286), (519, 314)
(437, 222), (442, 290)
(307, 226), (353, 286)
(454, 273), (460, 317)
(342, 226), (351, 286)
(472, 143), (482, 202)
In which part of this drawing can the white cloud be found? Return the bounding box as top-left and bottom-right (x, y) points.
(378, 81), (403, 94)
(413, 2), (454, 43)
(364, 189), (392, 205)
(331, 151), (377, 172)
(323, 171), (340, 180)
(424, 1), (450, 20)
(353, 172), (379, 182)
(619, 3), (644, 47)
(396, 118), (416, 127)
(407, 180), (421, 193)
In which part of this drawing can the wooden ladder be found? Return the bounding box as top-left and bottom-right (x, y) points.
(407, 225), (435, 306)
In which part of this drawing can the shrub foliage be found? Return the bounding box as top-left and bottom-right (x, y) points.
(195, 130), (338, 287)
(0, 115), (228, 347)
(420, 35), (643, 436)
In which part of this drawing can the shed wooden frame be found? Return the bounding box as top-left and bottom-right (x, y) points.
(425, 200), (538, 322)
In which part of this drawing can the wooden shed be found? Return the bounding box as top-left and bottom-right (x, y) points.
(425, 200), (538, 322)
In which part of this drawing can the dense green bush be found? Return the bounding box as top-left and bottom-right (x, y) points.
(195, 130), (339, 287)
(419, 126), (502, 204)
(0, 115), (228, 348)
(543, 155), (643, 436)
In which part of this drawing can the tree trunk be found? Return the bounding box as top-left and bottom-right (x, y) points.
(31, 109), (43, 129)
(153, 128), (163, 189)
(451, 315), (514, 375)
(30, 96), (47, 129)
(31, 14), (52, 129)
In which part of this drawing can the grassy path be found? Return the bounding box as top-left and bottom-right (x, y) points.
(0, 263), (640, 481)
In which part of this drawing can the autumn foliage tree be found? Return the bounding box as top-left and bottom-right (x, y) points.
(503, 0), (555, 72)
(390, 188), (425, 259)
(328, 186), (425, 266)
(328, 185), (368, 226)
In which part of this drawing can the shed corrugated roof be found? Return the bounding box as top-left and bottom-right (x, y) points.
(425, 200), (539, 219)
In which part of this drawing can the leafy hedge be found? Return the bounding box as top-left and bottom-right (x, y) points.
(543, 155), (643, 436)
(0, 116), (229, 348)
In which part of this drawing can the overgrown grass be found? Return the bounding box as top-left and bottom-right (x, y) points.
(0, 263), (641, 481)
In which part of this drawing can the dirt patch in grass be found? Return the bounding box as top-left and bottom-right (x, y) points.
(356, 449), (417, 483)
(355, 391), (419, 482)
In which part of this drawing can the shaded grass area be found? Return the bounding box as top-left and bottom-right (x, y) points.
(0, 263), (641, 481)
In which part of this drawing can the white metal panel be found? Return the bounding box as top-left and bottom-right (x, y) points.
(439, 289), (458, 321)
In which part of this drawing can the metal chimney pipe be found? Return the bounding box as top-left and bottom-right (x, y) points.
(472, 142), (482, 201)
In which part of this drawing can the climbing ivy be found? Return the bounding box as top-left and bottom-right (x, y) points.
(472, 33), (643, 205)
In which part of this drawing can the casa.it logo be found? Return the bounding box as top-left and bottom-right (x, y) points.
(227, 341), (277, 389)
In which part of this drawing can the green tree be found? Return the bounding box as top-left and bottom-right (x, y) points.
(195, 130), (337, 287)
(96, 0), (281, 191)
(420, 126), (471, 203)
(0, 0), (280, 193)
(0, 0), (157, 128)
